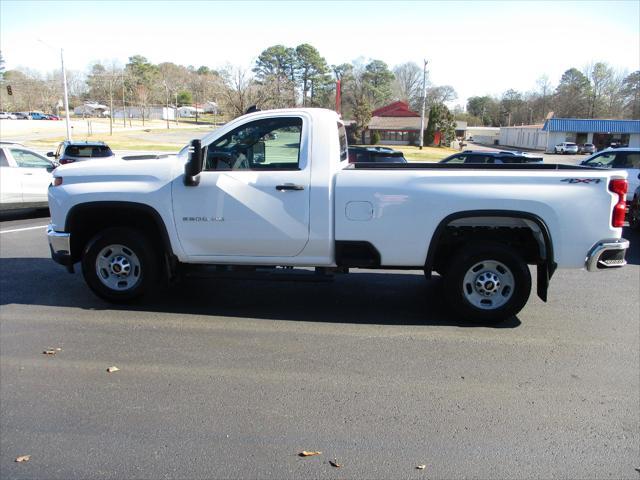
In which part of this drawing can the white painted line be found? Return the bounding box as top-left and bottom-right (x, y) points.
(0, 225), (48, 234)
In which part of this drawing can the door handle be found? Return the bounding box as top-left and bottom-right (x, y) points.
(276, 184), (305, 191)
(22, 173), (33, 175)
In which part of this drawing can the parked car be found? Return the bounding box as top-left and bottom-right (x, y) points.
(578, 143), (596, 154)
(440, 150), (543, 164)
(348, 146), (407, 163)
(554, 142), (579, 154)
(29, 112), (49, 120)
(0, 112), (17, 119)
(45, 114), (61, 120)
(12, 112), (32, 120)
(0, 144), (56, 210)
(580, 148), (640, 201)
(629, 179), (640, 230)
(48, 140), (115, 165)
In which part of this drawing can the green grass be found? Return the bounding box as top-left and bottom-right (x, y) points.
(365, 144), (458, 162)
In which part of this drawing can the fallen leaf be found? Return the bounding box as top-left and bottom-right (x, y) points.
(43, 349), (56, 355)
(298, 451), (322, 457)
(416, 464), (426, 470)
(106, 366), (120, 373)
(329, 459), (342, 468)
(15, 455), (31, 462)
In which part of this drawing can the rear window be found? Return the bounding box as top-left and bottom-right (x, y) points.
(338, 123), (348, 162)
(65, 145), (113, 158)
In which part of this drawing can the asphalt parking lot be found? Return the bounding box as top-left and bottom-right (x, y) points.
(0, 210), (638, 479)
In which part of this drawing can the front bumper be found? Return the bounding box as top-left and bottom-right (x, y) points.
(585, 238), (629, 272)
(46, 224), (74, 270)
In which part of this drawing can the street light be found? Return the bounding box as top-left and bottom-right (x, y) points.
(38, 39), (72, 141)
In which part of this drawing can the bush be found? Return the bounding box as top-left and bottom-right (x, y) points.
(371, 131), (381, 145)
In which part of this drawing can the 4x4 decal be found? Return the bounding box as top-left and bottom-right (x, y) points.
(561, 178), (602, 184)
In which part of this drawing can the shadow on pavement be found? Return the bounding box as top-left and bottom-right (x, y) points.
(0, 209), (50, 222)
(0, 257), (521, 329)
(623, 226), (640, 266)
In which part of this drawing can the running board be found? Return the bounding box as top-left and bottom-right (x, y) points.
(181, 265), (338, 282)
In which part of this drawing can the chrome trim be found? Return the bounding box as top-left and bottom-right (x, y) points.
(46, 224), (71, 255)
(585, 238), (629, 272)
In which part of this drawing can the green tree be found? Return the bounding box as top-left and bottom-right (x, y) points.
(362, 59), (394, 108)
(294, 43), (328, 106)
(177, 90), (192, 105)
(253, 45), (297, 107)
(621, 70), (640, 119)
(125, 55), (159, 124)
(554, 68), (592, 118)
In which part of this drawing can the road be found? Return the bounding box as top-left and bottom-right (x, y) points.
(0, 211), (638, 479)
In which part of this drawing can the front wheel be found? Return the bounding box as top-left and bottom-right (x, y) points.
(442, 243), (531, 323)
(81, 227), (159, 302)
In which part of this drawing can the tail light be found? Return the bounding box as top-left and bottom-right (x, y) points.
(53, 176), (63, 186)
(609, 178), (627, 227)
(59, 159), (74, 165)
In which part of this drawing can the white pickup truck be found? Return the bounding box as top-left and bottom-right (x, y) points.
(47, 108), (630, 322)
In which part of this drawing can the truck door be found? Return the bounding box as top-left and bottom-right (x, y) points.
(172, 116), (311, 257)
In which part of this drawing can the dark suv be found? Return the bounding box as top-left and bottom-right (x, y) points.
(348, 146), (407, 163)
(48, 141), (114, 165)
(439, 150), (543, 164)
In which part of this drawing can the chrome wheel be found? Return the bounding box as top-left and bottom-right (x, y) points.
(462, 259), (515, 310)
(95, 244), (141, 291)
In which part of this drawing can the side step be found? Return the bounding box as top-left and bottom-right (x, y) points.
(181, 265), (342, 283)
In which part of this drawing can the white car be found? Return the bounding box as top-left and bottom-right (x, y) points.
(0, 145), (56, 210)
(0, 112), (18, 119)
(554, 142), (579, 154)
(580, 148), (640, 201)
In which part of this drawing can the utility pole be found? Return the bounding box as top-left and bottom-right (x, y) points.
(121, 71), (126, 127)
(60, 48), (71, 141)
(164, 82), (170, 129)
(108, 74), (114, 136)
(418, 59), (428, 150)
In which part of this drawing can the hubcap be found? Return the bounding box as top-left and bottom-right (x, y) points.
(95, 244), (141, 291)
(462, 260), (515, 310)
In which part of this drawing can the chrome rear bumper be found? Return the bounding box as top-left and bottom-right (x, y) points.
(585, 238), (629, 272)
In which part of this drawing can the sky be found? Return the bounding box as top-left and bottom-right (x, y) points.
(1, 0), (639, 106)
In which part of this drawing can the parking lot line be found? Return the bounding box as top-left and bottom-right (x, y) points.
(0, 225), (48, 234)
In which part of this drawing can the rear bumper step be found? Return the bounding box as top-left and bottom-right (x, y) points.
(585, 238), (629, 271)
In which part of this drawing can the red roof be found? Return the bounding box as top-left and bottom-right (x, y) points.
(371, 101), (419, 118)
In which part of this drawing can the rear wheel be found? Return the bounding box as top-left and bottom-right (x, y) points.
(82, 227), (159, 302)
(629, 197), (640, 231)
(442, 243), (531, 323)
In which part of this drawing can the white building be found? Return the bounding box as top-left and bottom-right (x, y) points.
(500, 118), (640, 152)
(466, 126), (500, 145)
(74, 102), (109, 117)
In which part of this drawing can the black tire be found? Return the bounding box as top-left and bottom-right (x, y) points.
(81, 227), (159, 302)
(442, 242), (531, 323)
(629, 197), (640, 231)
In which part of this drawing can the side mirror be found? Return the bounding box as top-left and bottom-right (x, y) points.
(184, 139), (203, 186)
(47, 152), (54, 157)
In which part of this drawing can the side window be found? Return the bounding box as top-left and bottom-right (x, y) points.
(204, 117), (302, 171)
(587, 152), (616, 167)
(465, 155), (490, 164)
(446, 154), (466, 163)
(0, 149), (9, 167)
(614, 153), (640, 168)
(10, 149), (51, 168)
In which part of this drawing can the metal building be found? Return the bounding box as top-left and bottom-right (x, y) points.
(500, 118), (640, 152)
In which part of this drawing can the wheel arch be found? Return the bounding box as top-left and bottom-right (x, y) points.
(65, 201), (174, 269)
(425, 210), (556, 302)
